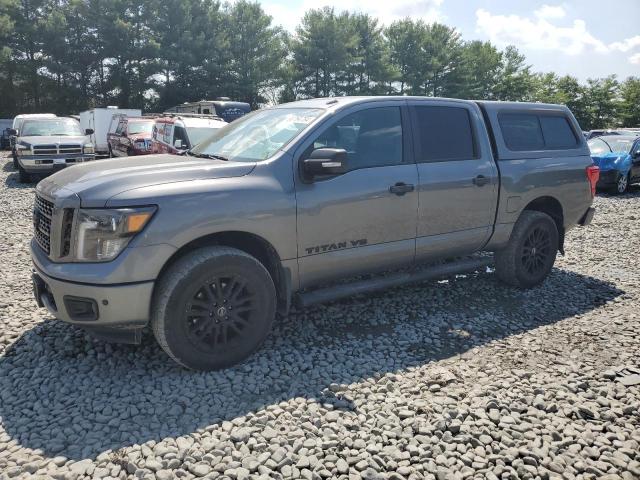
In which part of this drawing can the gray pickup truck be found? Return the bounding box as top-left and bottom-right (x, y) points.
(30, 97), (598, 370)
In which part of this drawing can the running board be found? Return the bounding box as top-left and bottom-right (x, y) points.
(295, 256), (493, 308)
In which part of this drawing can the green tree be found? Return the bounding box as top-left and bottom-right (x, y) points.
(619, 77), (640, 127)
(456, 40), (502, 99)
(386, 19), (425, 94)
(223, 0), (286, 107)
(584, 75), (620, 129)
(493, 46), (534, 101)
(292, 7), (358, 97)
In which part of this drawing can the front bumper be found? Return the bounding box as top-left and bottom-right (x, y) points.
(596, 169), (619, 188)
(32, 263), (154, 328)
(18, 154), (95, 173)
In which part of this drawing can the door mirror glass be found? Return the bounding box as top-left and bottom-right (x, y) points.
(8, 129), (17, 136)
(174, 139), (183, 149)
(303, 148), (348, 180)
(85, 128), (94, 135)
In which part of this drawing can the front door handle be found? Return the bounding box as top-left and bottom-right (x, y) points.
(472, 175), (490, 187)
(389, 182), (415, 196)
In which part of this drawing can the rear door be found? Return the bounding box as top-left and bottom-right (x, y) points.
(631, 138), (640, 182)
(295, 102), (419, 288)
(409, 100), (499, 262)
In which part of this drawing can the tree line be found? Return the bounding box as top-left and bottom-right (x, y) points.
(1, 0), (638, 129)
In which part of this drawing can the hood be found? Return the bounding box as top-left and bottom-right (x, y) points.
(591, 152), (630, 171)
(18, 135), (88, 146)
(37, 154), (255, 207)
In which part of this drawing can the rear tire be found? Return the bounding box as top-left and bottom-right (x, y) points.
(151, 246), (276, 370)
(494, 211), (558, 289)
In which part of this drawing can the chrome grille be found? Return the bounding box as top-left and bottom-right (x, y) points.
(33, 145), (58, 155)
(59, 144), (82, 155)
(32, 144), (83, 155)
(34, 195), (54, 254)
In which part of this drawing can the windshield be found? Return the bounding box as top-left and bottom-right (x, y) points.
(21, 119), (83, 137)
(589, 137), (634, 155)
(190, 108), (324, 162)
(127, 122), (153, 135)
(186, 126), (223, 147)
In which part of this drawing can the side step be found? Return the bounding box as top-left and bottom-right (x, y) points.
(296, 255), (493, 308)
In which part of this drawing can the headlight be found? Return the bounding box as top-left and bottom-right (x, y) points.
(74, 207), (156, 262)
(16, 145), (30, 155)
(83, 144), (94, 154)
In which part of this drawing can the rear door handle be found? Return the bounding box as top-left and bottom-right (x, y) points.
(389, 182), (415, 196)
(472, 175), (490, 187)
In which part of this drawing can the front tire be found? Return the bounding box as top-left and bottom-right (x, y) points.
(17, 164), (31, 183)
(152, 246), (277, 370)
(495, 211), (559, 288)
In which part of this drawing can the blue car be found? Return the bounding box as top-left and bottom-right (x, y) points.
(588, 135), (640, 194)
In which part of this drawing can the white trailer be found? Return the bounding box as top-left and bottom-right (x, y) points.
(80, 107), (141, 156)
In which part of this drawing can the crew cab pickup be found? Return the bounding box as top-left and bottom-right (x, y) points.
(107, 117), (155, 157)
(30, 97), (598, 370)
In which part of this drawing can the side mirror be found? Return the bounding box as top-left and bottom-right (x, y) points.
(302, 148), (348, 181)
(8, 129), (17, 136)
(174, 139), (184, 149)
(85, 128), (94, 135)
(633, 148), (640, 158)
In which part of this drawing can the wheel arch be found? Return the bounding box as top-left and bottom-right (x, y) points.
(522, 196), (565, 254)
(155, 231), (291, 315)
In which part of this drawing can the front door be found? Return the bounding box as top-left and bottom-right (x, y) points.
(295, 103), (419, 289)
(408, 101), (499, 261)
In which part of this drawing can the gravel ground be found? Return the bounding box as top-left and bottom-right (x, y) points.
(0, 150), (639, 480)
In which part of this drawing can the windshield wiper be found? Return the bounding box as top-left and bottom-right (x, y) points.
(187, 151), (229, 161)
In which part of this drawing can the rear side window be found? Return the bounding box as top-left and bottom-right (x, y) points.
(499, 113), (578, 151)
(413, 106), (476, 162)
(540, 116), (578, 149)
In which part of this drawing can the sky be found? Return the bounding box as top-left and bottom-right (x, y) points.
(253, 0), (640, 81)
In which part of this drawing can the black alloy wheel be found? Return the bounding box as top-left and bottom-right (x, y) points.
(520, 225), (552, 276)
(184, 275), (258, 352)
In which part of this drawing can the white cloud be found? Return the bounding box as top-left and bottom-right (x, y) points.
(609, 35), (640, 53)
(534, 4), (566, 20)
(629, 53), (640, 65)
(261, 0), (445, 32)
(476, 8), (640, 63)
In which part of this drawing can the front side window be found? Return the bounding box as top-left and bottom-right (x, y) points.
(308, 106), (403, 170)
(191, 107), (323, 162)
(21, 119), (82, 136)
(412, 106), (476, 162)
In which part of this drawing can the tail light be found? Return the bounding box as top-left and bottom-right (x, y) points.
(586, 165), (599, 197)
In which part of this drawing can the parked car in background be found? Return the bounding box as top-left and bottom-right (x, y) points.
(80, 107), (141, 157)
(151, 114), (226, 154)
(588, 135), (640, 194)
(1, 128), (11, 150)
(586, 129), (630, 140)
(107, 116), (155, 157)
(0, 119), (12, 149)
(11, 114), (57, 167)
(30, 97), (597, 370)
(12, 117), (95, 183)
(164, 99), (250, 123)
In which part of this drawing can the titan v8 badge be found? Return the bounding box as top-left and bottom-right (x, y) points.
(305, 238), (367, 255)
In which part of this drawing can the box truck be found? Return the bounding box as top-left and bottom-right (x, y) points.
(80, 107), (141, 156)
